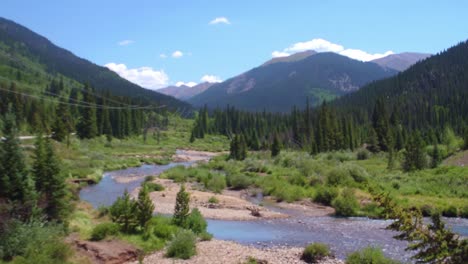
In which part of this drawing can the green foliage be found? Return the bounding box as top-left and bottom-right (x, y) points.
(346, 247), (399, 264)
(206, 173), (227, 193)
(0, 221), (69, 263)
(403, 132), (427, 172)
(90, 222), (120, 241)
(301, 243), (331, 263)
(199, 231), (213, 241)
(271, 135), (281, 157)
(357, 149), (370, 160)
(144, 216), (179, 240)
(136, 185), (155, 228)
(230, 134), (248, 161)
(144, 182), (165, 192)
(208, 196), (219, 204)
(165, 230), (197, 260)
(332, 188), (359, 217)
(314, 187), (338, 206)
(326, 167), (353, 186)
(76, 83), (98, 139)
(184, 208), (207, 234)
(430, 144), (442, 168)
(173, 185), (190, 227)
(226, 173), (252, 190)
(109, 190), (138, 233)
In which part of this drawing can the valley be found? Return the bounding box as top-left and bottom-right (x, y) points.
(1, 5), (468, 264)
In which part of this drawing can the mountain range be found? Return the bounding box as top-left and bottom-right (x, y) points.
(156, 49), (428, 112)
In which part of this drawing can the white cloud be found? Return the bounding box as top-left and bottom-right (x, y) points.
(201, 75), (222, 83)
(172, 50), (183, 58)
(272, 51), (291, 58)
(273, 38), (394, 62)
(176, 81), (198, 87)
(118, 40), (135, 46)
(105, 63), (169, 90)
(159, 53), (167, 58)
(209, 17), (230, 25)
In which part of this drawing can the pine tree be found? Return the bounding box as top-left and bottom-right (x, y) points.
(52, 103), (72, 142)
(110, 190), (138, 233)
(367, 128), (380, 153)
(463, 126), (468, 150)
(238, 134), (248, 160)
(43, 138), (68, 221)
(76, 83), (98, 139)
(136, 185), (155, 228)
(271, 134), (281, 157)
(403, 132), (427, 172)
(32, 133), (47, 193)
(387, 148), (396, 170)
(173, 185), (190, 227)
(372, 98), (392, 151)
(0, 112), (35, 202)
(431, 143), (442, 168)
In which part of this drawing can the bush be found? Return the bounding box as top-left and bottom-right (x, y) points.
(357, 149), (370, 160)
(227, 174), (252, 190)
(199, 231), (213, 241)
(145, 217), (179, 240)
(144, 182), (165, 192)
(208, 196), (219, 204)
(345, 164), (369, 183)
(90, 222), (120, 241)
(0, 221), (70, 263)
(346, 247), (399, 264)
(301, 243), (331, 263)
(206, 174), (226, 193)
(165, 230), (197, 259)
(314, 187), (338, 206)
(442, 206), (458, 217)
(332, 188), (359, 217)
(185, 208), (207, 234)
(326, 167), (352, 186)
(144, 175), (156, 182)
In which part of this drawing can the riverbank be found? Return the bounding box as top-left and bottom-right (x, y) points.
(129, 239), (345, 264)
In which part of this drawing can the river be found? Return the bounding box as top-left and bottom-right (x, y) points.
(79, 152), (468, 262)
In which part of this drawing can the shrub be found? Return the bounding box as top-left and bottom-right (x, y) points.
(0, 221), (70, 263)
(145, 217), (179, 240)
(460, 206), (468, 218)
(199, 231), (213, 241)
(301, 243), (331, 263)
(357, 149), (370, 160)
(208, 196), (219, 204)
(442, 206), (458, 217)
(165, 230), (197, 259)
(144, 182), (165, 192)
(345, 164), (369, 183)
(185, 208), (207, 234)
(206, 174), (226, 193)
(314, 187), (339, 206)
(346, 247), (399, 264)
(144, 175), (156, 182)
(109, 190), (138, 233)
(227, 174), (252, 190)
(420, 205), (437, 217)
(332, 188), (359, 217)
(90, 222), (120, 241)
(326, 167), (352, 186)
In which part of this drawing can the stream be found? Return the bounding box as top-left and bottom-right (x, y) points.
(79, 150), (468, 262)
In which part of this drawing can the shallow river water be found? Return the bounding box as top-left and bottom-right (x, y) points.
(79, 155), (468, 262)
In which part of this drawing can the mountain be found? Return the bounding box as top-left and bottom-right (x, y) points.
(371, 52), (431, 71)
(158, 82), (214, 100)
(0, 17), (190, 111)
(189, 52), (398, 112)
(334, 40), (468, 132)
(262, 50), (317, 66)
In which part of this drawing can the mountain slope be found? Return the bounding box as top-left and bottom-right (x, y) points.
(158, 82), (214, 100)
(189, 52), (397, 112)
(0, 17), (190, 110)
(334, 40), (468, 132)
(371, 52), (431, 71)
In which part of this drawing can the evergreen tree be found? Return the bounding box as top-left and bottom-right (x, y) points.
(110, 190), (138, 233)
(431, 143), (442, 168)
(76, 83), (98, 139)
(372, 98), (392, 152)
(136, 185), (155, 228)
(43, 138), (68, 221)
(0, 112), (35, 202)
(367, 128), (380, 153)
(387, 148), (396, 170)
(32, 134), (47, 193)
(403, 132), (427, 172)
(463, 126), (468, 150)
(271, 134), (281, 157)
(52, 103), (72, 142)
(173, 185), (190, 227)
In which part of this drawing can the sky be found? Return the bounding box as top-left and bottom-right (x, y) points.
(2, 0), (468, 90)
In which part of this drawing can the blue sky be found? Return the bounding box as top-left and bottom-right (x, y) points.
(2, 0), (468, 89)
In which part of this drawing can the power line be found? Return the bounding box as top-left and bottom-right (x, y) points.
(0, 86), (166, 110)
